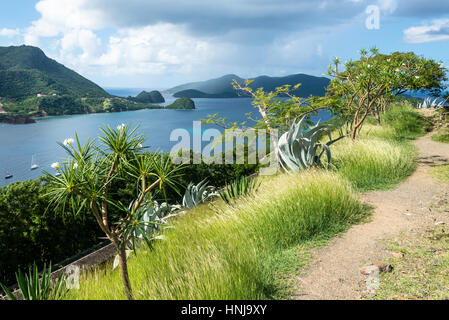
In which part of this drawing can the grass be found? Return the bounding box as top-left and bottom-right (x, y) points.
(431, 128), (449, 144)
(371, 225), (449, 300)
(64, 103), (429, 300)
(431, 164), (449, 183)
(66, 171), (369, 300)
(332, 136), (417, 191)
(329, 103), (428, 191)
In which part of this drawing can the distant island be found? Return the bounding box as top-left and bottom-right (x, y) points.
(128, 90), (165, 103)
(166, 97), (195, 110)
(168, 73), (331, 98)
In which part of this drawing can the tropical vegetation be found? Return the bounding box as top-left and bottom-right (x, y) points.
(1, 47), (447, 300)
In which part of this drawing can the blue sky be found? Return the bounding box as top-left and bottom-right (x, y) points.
(1, 0), (449, 89)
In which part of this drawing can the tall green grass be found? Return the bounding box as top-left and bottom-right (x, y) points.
(66, 171), (367, 300)
(332, 137), (417, 191)
(330, 103), (426, 191)
(368, 102), (433, 141)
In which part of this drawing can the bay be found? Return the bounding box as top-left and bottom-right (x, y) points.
(0, 93), (331, 187)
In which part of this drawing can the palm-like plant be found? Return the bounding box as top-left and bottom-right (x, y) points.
(45, 124), (184, 300)
(278, 116), (345, 172)
(0, 263), (66, 300)
(182, 179), (217, 209)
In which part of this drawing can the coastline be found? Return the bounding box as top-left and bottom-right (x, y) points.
(0, 104), (169, 125)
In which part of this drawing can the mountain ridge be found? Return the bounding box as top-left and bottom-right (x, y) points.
(168, 73), (330, 98)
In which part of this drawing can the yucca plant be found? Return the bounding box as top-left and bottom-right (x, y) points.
(0, 263), (66, 300)
(219, 176), (261, 205)
(45, 124), (184, 300)
(182, 179), (217, 209)
(278, 115), (345, 172)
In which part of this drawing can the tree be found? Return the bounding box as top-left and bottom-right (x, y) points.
(327, 49), (447, 139)
(374, 52), (447, 116)
(45, 126), (183, 300)
(203, 79), (327, 167)
(326, 48), (447, 139)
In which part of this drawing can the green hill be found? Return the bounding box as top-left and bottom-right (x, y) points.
(0, 45), (109, 100)
(166, 97), (195, 110)
(131, 90), (165, 103)
(168, 73), (330, 98)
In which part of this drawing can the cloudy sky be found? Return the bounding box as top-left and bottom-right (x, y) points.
(1, 0), (449, 89)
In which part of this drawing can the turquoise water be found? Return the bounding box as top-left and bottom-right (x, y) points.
(0, 94), (331, 187)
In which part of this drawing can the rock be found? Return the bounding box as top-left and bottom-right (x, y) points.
(360, 262), (393, 275)
(360, 265), (379, 275)
(371, 262), (393, 273)
(391, 252), (405, 259)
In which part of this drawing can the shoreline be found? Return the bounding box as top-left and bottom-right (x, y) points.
(0, 104), (183, 125)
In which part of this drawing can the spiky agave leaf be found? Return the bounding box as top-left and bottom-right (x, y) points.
(182, 179), (216, 209)
(278, 115), (343, 173)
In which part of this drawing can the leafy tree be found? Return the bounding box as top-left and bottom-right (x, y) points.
(326, 48), (447, 140)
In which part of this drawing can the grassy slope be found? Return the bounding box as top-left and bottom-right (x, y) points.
(332, 102), (432, 191)
(67, 171), (368, 300)
(66, 103), (429, 300)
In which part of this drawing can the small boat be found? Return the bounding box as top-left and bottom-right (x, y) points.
(5, 173), (13, 180)
(31, 154), (39, 170)
(55, 173), (62, 177)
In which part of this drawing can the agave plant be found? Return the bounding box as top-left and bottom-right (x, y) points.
(278, 115), (345, 172)
(417, 97), (447, 109)
(0, 263), (67, 300)
(182, 179), (217, 209)
(219, 175), (261, 205)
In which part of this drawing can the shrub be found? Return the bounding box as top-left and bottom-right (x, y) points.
(0, 179), (101, 286)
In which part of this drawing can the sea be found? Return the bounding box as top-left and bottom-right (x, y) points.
(0, 89), (331, 187)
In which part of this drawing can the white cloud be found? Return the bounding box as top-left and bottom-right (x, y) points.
(404, 19), (449, 43)
(93, 24), (215, 76)
(0, 28), (20, 37)
(378, 0), (398, 14)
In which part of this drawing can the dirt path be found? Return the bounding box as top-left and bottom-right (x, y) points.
(294, 133), (449, 300)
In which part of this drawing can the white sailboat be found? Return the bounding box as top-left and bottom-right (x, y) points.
(31, 154), (39, 170)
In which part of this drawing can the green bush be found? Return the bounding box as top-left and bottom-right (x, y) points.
(0, 179), (102, 286)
